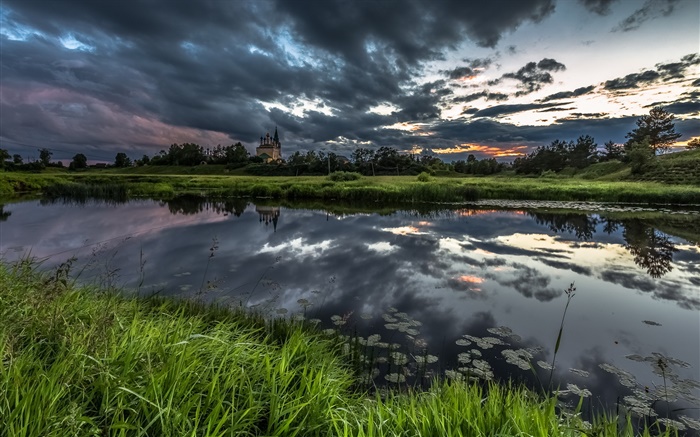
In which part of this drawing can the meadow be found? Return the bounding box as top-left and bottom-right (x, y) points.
(0, 260), (682, 436)
(2, 170), (700, 205)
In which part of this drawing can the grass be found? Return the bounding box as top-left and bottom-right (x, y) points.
(2, 171), (700, 205)
(0, 260), (681, 436)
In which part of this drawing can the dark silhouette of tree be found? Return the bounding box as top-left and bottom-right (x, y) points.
(114, 152), (132, 168)
(0, 149), (9, 169)
(13, 154), (23, 165)
(38, 148), (52, 166)
(602, 140), (624, 161)
(625, 107), (681, 155)
(569, 135), (598, 168)
(69, 153), (88, 170)
(687, 138), (700, 150)
(622, 220), (677, 278)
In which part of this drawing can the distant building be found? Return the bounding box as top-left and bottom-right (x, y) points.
(256, 127), (282, 162)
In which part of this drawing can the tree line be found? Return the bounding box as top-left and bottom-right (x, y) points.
(513, 107), (693, 175)
(1, 107), (695, 175)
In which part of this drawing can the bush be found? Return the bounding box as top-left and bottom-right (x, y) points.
(417, 172), (431, 182)
(328, 171), (361, 182)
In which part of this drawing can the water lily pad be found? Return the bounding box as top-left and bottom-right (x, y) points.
(569, 368), (590, 378)
(642, 320), (662, 326)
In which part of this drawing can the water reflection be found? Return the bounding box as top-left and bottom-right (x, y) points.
(2, 196), (698, 430)
(256, 206), (280, 231)
(0, 205), (10, 221)
(527, 211), (679, 278)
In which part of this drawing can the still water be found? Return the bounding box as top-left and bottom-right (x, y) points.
(1, 197), (699, 429)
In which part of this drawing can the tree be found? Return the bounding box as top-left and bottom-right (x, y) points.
(602, 140), (624, 161)
(0, 149), (9, 170)
(225, 142), (249, 163)
(625, 107), (681, 155)
(114, 152), (132, 168)
(569, 135), (597, 168)
(626, 138), (653, 175)
(13, 154), (23, 165)
(687, 138), (700, 150)
(38, 148), (53, 166)
(69, 153), (88, 170)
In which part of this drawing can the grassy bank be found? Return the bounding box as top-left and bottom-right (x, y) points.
(0, 261), (677, 436)
(2, 171), (700, 205)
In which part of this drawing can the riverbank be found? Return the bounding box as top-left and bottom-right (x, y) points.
(0, 261), (676, 436)
(2, 171), (700, 205)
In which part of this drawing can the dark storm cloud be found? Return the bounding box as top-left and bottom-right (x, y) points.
(602, 53), (697, 94)
(493, 58), (566, 96)
(471, 103), (564, 118)
(276, 0), (555, 58)
(452, 91), (509, 104)
(463, 58), (494, 69)
(444, 58), (495, 80)
(446, 66), (478, 80)
(603, 70), (661, 90)
(648, 101), (700, 115)
(540, 85), (596, 102)
(613, 0), (681, 32)
(391, 81), (452, 122)
(538, 107), (576, 112)
(1, 0), (561, 157)
(578, 0), (619, 15)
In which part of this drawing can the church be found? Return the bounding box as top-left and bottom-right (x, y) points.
(256, 127), (282, 162)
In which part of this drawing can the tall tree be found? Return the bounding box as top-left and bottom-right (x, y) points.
(602, 140), (624, 161)
(69, 153), (88, 170)
(569, 135), (597, 168)
(0, 149), (10, 169)
(625, 107), (681, 155)
(38, 148), (52, 166)
(114, 152), (132, 168)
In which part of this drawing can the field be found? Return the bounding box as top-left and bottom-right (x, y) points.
(2, 149), (699, 204)
(2, 171), (700, 205)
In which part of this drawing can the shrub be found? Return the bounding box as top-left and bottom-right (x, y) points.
(328, 171), (362, 182)
(417, 172), (431, 182)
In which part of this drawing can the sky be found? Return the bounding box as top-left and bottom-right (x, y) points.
(1, 0), (699, 162)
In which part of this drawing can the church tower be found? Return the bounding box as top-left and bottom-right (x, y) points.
(256, 127), (282, 162)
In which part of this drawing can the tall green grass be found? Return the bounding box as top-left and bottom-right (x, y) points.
(0, 260), (682, 436)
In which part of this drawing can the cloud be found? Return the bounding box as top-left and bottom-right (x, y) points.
(494, 58), (566, 96)
(613, 0), (681, 32)
(490, 264), (564, 301)
(452, 91), (509, 104)
(540, 85), (596, 102)
(604, 70), (661, 90)
(578, 0), (619, 15)
(446, 66), (478, 80)
(471, 103), (565, 118)
(602, 53), (698, 93)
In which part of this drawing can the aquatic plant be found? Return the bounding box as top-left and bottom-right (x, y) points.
(548, 282), (576, 389)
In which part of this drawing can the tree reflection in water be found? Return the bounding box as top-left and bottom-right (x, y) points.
(621, 220), (677, 278)
(528, 212), (678, 278)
